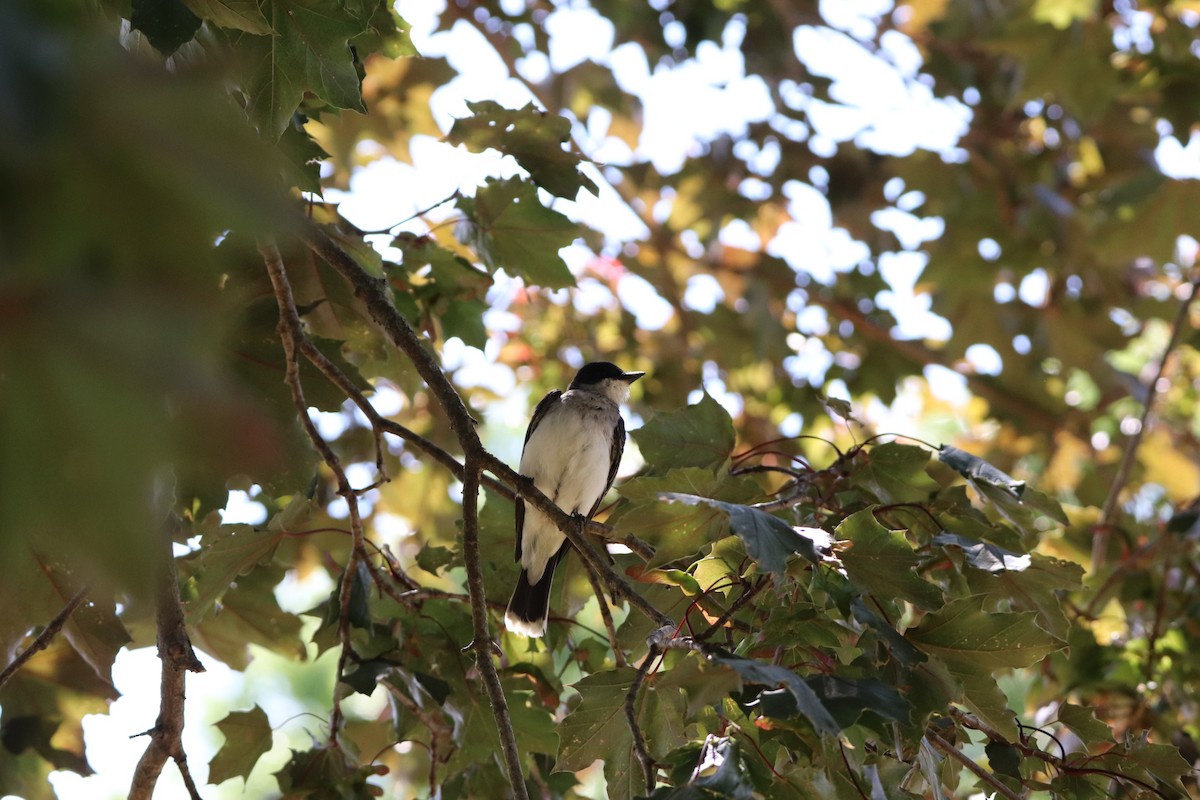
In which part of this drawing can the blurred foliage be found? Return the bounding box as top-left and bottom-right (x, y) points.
(2, 0), (1200, 797)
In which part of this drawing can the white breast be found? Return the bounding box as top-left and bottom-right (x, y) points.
(516, 393), (619, 580)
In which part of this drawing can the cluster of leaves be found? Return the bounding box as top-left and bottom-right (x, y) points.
(4, 0), (1200, 798)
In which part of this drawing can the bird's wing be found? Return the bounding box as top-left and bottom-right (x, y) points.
(524, 390), (562, 446)
(587, 415), (625, 519)
(515, 389), (561, 560)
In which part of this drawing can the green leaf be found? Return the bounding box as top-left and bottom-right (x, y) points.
(447, 101), (598, 199)
(759, 676), (909, 729)
(415, 544), (455, 576)
(556, 668), (688, 799)
(184, 521), (285, 623)
(646, 737), (754, 800)
(985, 740), (1022, 779)
(962, 551), (1083, 640)
(633, 393), (736, 473)
(908, 595), (1064, 669)
(849, 442), (938, 504)
(836, 510), (942, 610)
(228, 0), (369, 140)
(706, 652), (839, 735)
(441, 298), (488, 350)
(275, 745), (380, 796)
(659, 494), (820, 574)
(208, 705), (274, 785)
(907, 595), (1065, 737)
(131, 0), (202, 55)
(456, 177), (579, 288)
(1089, 734), (1192, 795)
(191, 566), (306, 670)
(181, 0), (272, 33)
(614, 468), (758, 568)
(1056, 704), (1113, 746)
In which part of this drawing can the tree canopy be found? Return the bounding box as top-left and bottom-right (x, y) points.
(2, 0), (1200, 798)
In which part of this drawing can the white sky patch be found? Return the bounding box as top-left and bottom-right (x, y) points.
(770, 181), (869, 282)
(1019, 268), (1050, 306)
(617, 273), (674, 329)
(819, 0), (893, 39)
(720, 218), (763, 251)
(684, 273), (725, 313)
(875, 251), (953, 341)
(924, 364), (971, 404)
(222, 487), (268, 525)
(1156, 131), (1200, 178)
(965, 343), (1003, 375)
(545, 7), (615, 72)
(793, 25), (971, 157)
(871, 207), (945, 250)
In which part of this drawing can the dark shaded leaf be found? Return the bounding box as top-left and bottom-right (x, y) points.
(131, 0), (202, 55)
(209, 705), (274, 785)
(836, 510), (942, 609)
(985, 740), (1022, 779)
(707, 652), (839, 735)
(447, 101), (598, 199)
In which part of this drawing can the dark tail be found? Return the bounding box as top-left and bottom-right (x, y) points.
(504, 548), (565, 637)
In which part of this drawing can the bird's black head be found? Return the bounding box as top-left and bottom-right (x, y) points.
(569, 361), (645, 389)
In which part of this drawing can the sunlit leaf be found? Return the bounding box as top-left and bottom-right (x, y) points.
(633, 393), (736, 473)
(456, 177), (579, 288)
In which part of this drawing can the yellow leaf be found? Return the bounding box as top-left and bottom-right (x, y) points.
(1139, 428), (1200, 501)
(1033, 0), (1099, 28)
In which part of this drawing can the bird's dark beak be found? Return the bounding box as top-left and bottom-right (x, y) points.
(620, 371), (645, 383)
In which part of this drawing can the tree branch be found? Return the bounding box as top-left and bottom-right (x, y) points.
(580, 557), (626, 668)
(1093, 270), (1200, 571)
(0, 587), (87, 690)
(625, 644), (661, 794)
(260, 239), (371, 745)
(925, 728), (1024, 800)
(129, 517), (206, 800)
(460, 454), (530, 800)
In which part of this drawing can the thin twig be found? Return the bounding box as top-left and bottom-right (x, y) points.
(695, 577), (768, 643)
(129, 516), (207, 800)
(1094, 271), (1200, 571)
(0, 587), (88, 689)
(626, 644), (661, 794)
(460, 454), (530, 800)
(580, 558), (626, 668)
(925, 729), (1024, 800)
(260, 239), (369, 746)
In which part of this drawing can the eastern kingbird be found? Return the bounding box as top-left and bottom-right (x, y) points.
(504, 362), (644, 637)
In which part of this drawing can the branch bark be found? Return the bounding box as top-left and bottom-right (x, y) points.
(260, 239), (372, 744)
(461, 454), (530, 799)
(0, 587), (87, 690)
(129, 517), (206, 800)
(1093, 271), (1200, 571)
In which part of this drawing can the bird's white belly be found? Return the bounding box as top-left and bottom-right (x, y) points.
(517, 406), (614, 579)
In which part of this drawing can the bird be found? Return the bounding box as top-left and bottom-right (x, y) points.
(504, 361), (644, 638)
